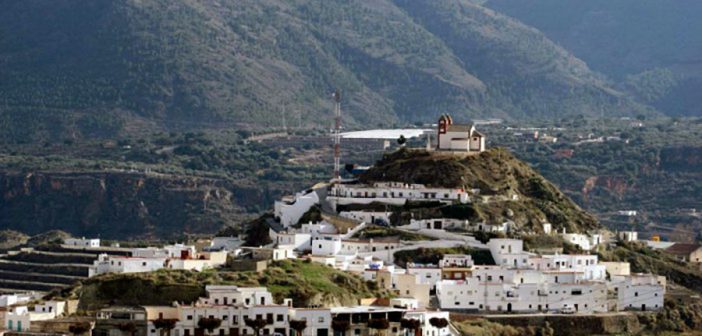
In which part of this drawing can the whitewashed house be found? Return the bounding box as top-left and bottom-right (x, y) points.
(146, 286), (291, 336)
(4, 301), (66, 332)
(274, 189), (320, 227)
(561, 231), (602, 251)
(328, 182), (470, 210)
(64, 237), (101, 248)
(610, 274), (665, 311)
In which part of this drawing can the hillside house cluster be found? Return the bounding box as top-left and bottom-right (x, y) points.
(135, 286), (454, 336)
(431, 239), (664, 313)
(89, 244), (227, 277)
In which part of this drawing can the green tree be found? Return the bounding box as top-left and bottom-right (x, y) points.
(367, 318), (389, 336)
(244, 317), (269, 336)
(331, 319), (350, 336)
(428, 318), (448, 333)
(198, 317), (222, 336)
(153, 318), (178, 336)
(289, 319), (307, 336)
(400, 318), (421, 336)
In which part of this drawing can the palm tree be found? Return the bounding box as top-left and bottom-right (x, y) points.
(331, 319), (350, 336)
(289, 319), (307, 336)
(153, 318), (178, 336)
(400, 319), (420, 336)
(198, 317), (223, 336)
(367, 318), (389, 336)
(428, 318), (448, 335)
(244, 317), (269, 336)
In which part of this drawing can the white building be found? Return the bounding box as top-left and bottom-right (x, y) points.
(274, 189), (320, 227)
(90, 255), (167, 276)
(439, 255), (474, 269)
(339, 211), (392, 225)
(562, 232), (602, 251)
(328, 182), (470, 210)
(208, 237), (244, 251)
(436, 114), (486, 153)
(435, 238), (665, 314)
(436, 273), (608, 313)
(89, 245), (227, 277)
(0, 293), (35, 308)
(143, 287), (455, 336)
(610, 274), (665, 311)
(4, 301), (66, 332)
(618, 231), (638, 242)
(407, 264), (442, 292)
(64, 237), (101, 248)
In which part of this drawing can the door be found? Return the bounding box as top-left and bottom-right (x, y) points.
(642, 304), (646, 311)
(507, 303), (512, 313)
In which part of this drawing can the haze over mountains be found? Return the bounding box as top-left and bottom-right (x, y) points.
(486, 0), (702, 117)
(0, 0), (696, 141)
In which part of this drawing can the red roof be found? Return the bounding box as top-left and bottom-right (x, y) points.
(665, 243), (702, 256)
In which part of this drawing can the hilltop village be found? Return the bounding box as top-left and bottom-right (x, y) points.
(0, 116), (690, 336)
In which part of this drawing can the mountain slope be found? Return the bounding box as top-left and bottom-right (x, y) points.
(392, 0), (647, 119)
(0, 0), (649, 141)
(485, 0), (702, 116)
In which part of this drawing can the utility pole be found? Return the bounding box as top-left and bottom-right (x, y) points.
(332, 89), (342, 182)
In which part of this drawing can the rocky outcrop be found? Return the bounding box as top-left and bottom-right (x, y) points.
(0, 171), (250, 239)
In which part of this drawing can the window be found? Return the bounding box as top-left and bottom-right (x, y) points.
(187, 315), (193, 320)
(318, 317), (324, 323)
(277, 315), (284, 322)
(635, 292), (639, 297)
(355, 330), (361, 335)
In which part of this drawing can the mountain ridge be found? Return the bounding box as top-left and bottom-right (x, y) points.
(0, 0), (651, 142)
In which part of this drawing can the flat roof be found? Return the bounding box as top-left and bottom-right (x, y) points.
(340, 129), (432, 140)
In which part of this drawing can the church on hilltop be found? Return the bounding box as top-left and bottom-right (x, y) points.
(436, 114), (486, 152)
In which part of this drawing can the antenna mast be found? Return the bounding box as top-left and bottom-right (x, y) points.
(333, 89), (342, 182)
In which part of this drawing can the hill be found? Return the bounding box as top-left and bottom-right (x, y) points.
(0, 0), (648, 142)
(485, 0), (702, 116)
(360, 148), (599, 233)
(54, 259), (389, 311)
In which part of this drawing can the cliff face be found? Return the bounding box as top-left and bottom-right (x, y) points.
(360, 148), (600, 233)
(0, 171), (256, 239)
